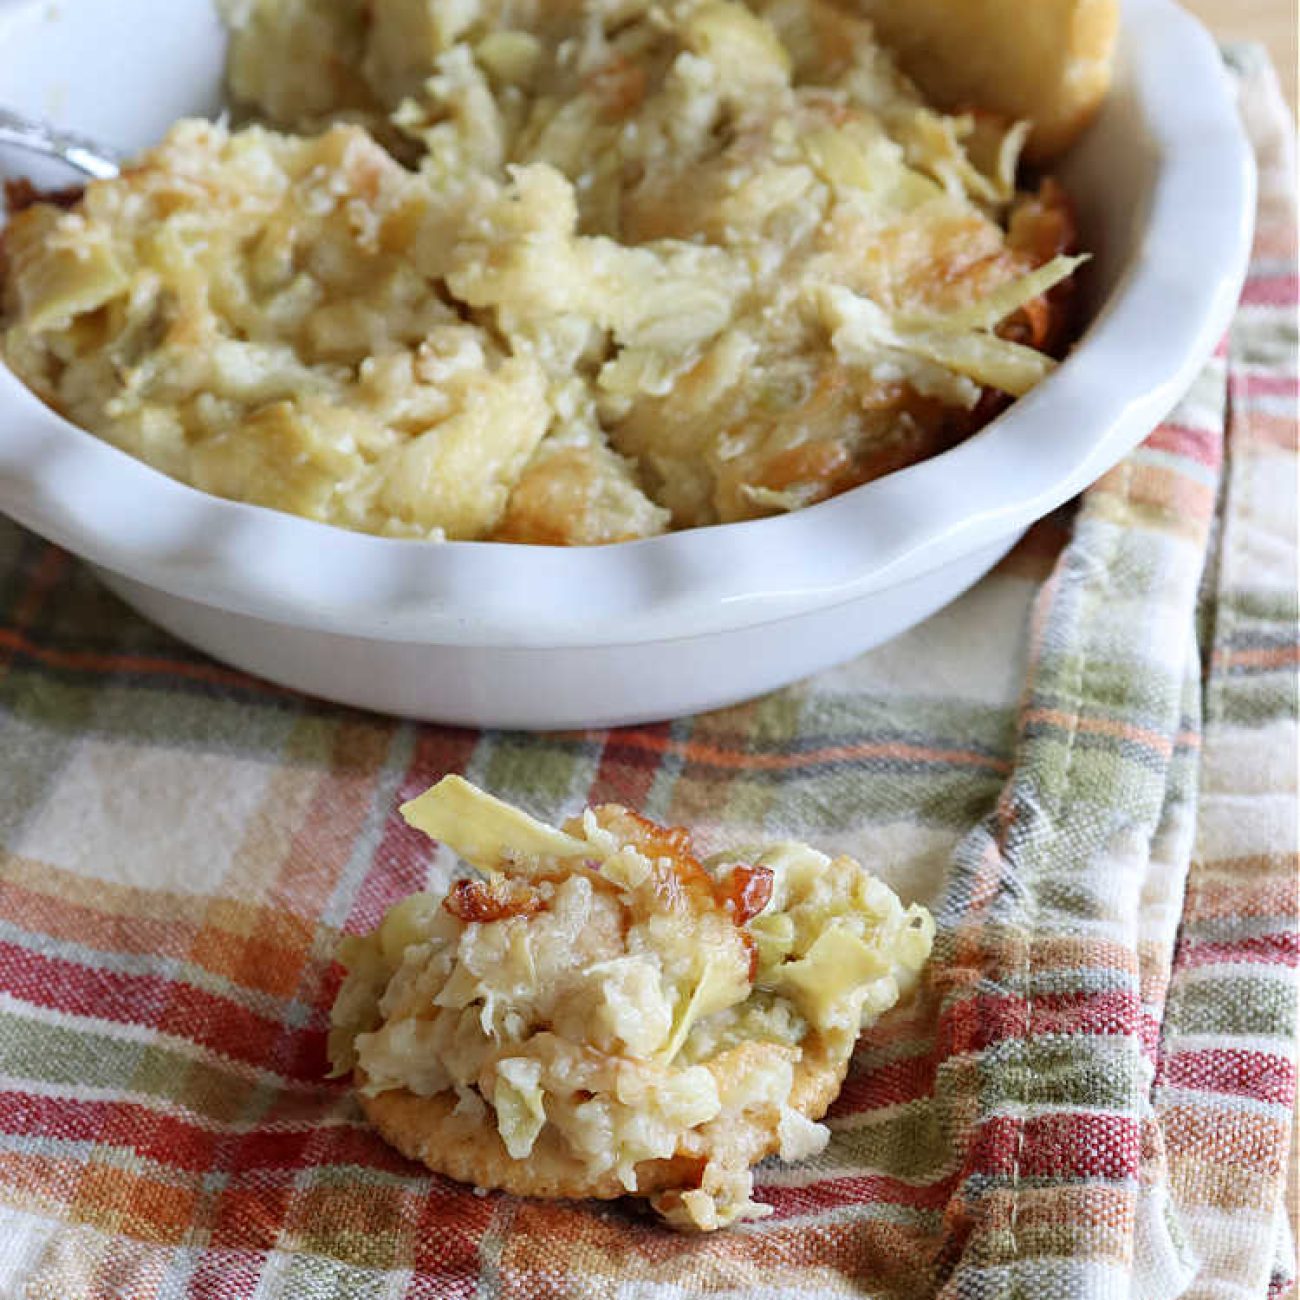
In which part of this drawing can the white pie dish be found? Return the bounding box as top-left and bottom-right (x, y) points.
(0, 0), (1253, 728)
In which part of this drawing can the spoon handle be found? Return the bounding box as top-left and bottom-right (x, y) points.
(0, 107), (121, 181)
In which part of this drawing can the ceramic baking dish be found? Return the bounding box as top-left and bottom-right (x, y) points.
(0, 0), (1254, 727)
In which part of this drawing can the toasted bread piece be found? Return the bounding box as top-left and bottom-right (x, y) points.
(856, 0), (1118, 161)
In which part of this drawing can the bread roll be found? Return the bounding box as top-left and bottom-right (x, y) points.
(857, 0), (1119, 160)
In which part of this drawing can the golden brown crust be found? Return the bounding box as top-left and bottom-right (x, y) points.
(492, 446), (669, 546)
(441, 877), (547, 924)
(857, 0), (1119, 161)
(3, 179), (84, 215)
(788, 1039), (850, 1119)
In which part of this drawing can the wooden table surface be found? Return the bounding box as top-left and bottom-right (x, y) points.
(1180, 0), (1297, 112)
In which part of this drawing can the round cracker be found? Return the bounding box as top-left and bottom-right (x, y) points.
(355, 1032), (849, 1204)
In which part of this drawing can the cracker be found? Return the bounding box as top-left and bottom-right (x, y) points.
(335, 782), (936, 1229)
(356, 1036), (847, 1204)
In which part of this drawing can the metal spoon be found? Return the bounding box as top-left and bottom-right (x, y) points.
(0, 106), (121, 180)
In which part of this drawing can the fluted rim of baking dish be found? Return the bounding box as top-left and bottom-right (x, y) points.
(0, 0), (1255, 648)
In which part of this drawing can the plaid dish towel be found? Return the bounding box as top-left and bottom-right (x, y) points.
(0, 50), (1295, 1300)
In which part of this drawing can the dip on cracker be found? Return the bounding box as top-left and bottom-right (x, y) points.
(329, 776), (933, 1230)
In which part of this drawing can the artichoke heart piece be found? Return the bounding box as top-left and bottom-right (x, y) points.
(770, 926), (892, 1033)
(661, 956), (751, 1062)
(7, 207), (130, 334)
(400, 774), (590, 872)
(494, 1057), (548, 1159)
(819, 253), (1085, 400)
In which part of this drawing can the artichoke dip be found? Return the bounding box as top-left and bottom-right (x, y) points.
(0, 0), (1083, 544)
(329, 777), (933, 1230)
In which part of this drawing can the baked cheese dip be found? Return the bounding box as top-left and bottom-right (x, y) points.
(329, 776), (933, 1229)
(1, 0), (1083, 543)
